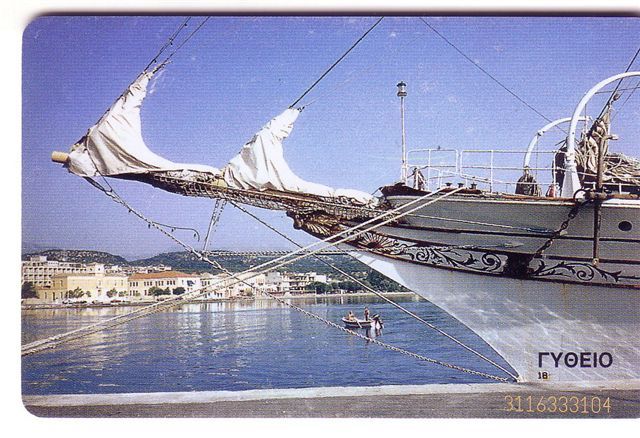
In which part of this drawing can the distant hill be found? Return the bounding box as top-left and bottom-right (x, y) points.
(22, 249), (128, 265)
(130, 251), (371, 277)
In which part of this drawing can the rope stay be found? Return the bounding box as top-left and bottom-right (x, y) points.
(84, 178), (227, 272)
(594, 45), (640, 125)
(202, 199), (227, 252)
(143, 17), (192, 72)
(417, 17), (560, 132)
(143, 16), (211, 73)
(290, 17), (384, 108)
(231, 202), (518, 380)
(611, 78), (640, 123)
(22, 185), (514, 382)
(160, 16), (211, 67)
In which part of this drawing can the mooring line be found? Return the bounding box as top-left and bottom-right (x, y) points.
(231, 202), (518, 380)
(24, 183), (513, 381)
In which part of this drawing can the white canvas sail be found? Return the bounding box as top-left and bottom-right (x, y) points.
(65, 70), (375, 205)
(223, 108), (376, 205)
(66, 71), (220, 177)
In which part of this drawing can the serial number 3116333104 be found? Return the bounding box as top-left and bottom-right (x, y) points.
(504, 395), (611, 414)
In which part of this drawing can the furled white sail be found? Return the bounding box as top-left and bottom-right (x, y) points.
(66, 71), (220, 177)
(65, 70), (375, 206)
(223, 108), (376, 205)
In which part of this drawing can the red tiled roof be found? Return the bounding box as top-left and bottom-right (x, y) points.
(129, 270), (198, 280)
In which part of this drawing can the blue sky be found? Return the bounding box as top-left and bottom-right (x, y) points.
(22, 16), (640, 260)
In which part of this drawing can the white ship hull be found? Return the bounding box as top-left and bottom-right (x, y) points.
(324, 192), (640, 383)
(350, 249), (640, 383)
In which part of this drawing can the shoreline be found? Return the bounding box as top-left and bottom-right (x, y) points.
(21, 291), (418, 310)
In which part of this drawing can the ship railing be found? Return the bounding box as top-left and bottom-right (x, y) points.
(407, 148), (618, 195)
(407, 148), (563, 194)
(460, 149), (559, 193)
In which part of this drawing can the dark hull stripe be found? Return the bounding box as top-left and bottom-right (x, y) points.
(362, 229), (640, 265)
(348, 245), (640, 290)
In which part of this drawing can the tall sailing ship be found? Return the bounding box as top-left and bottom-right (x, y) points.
(49, 19), (640, 384)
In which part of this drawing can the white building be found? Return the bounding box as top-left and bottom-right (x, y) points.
(199, 272), (266, 299)
(128, 270), (201, 297)
(22, 255), (107, 288)
(263, 271), (328, 294)
(287, 272), (328, 293)
(108, 264), (173, 276)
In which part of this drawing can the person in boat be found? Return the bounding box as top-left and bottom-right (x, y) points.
(364, 307), (370, 321)
(346, 311), (356, 322)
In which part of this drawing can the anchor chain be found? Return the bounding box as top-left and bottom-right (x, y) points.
(533, 194), (589, 258)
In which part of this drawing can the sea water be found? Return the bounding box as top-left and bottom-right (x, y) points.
(22, 295), (516, 395)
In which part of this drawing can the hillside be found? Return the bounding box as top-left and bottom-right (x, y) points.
(130, 251), (371, 276)
(131, 251), (407, 291)
(22, 249), (128, 265)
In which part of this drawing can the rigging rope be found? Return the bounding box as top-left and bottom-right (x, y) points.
(612, 78), (640, 123)
(22, 190), (517, 382)
(84, 178), (226, 272)
(160, 17), (211, 66)
(23, 183), (513, 381)
(231, 202), (518, 380)
(202, 199), (227, 252)
(417, 17), (561, 132)
(22, 186), (515, 378)
(143, 17), (192, 72)
(593, 45), (640, 125)
(301, 20), (432, 109)
(290, 17), (384, 108)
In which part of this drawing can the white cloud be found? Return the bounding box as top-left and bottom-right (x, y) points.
(420, 81), (436, 93)
(389, 31), (397, 38)
(447, 95), (458, 103)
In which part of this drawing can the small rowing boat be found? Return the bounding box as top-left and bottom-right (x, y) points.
(341, 317), (373, 328)
(342, 314), (384, 330)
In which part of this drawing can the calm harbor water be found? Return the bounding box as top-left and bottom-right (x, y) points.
(22, 295), (516, 395)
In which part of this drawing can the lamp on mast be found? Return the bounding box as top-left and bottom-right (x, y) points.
(397, 81), (408, 184)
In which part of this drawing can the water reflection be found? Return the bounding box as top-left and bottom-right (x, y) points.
(22, 294), (515, 395)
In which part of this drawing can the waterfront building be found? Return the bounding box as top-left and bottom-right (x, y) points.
(199, 272), (266, 299)
(107, 264), (172, 276)
(287, 272), (328, 293)
(199, 272), (225, 299)
(21, 255), (102, 288)
(128, 270), (201, 297)
(264, 272), (290, 294)
(263, 271), (328, 294)
(38, 270), (128, 302)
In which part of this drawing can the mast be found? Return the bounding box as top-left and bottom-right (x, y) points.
(397, 81), (408, 184)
